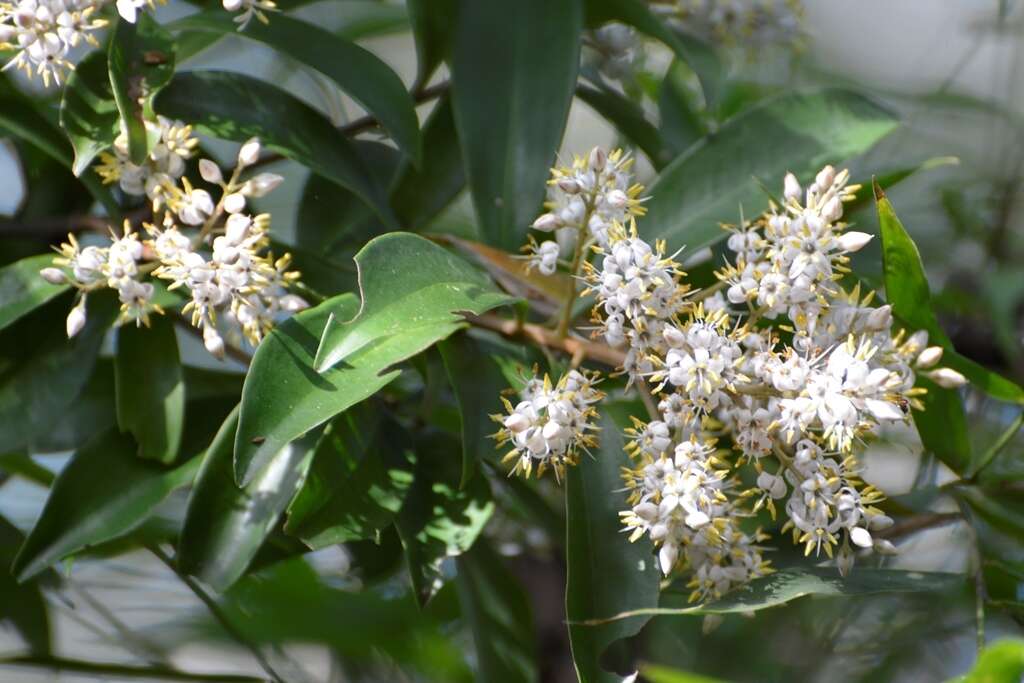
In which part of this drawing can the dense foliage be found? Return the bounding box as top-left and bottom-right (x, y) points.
(0, 1), (1022, 682)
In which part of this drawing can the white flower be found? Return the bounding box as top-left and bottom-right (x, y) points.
(66, 297), (86, 338)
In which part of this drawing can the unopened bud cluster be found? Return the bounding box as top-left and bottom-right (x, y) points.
(653, 0), (804, 49)
(495, 146), (968, 603)
(43, 138), (307, 357)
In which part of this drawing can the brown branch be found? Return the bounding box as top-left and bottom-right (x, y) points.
(466, 312), (626, 368)
(878, 512), (961, 540)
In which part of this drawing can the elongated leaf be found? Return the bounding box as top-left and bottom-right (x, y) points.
(658, 59), (706, 156)
(644, 90), (897, 251)
(642, 664), (728, 683)
(395, 434), (494, 605)
(0, 254), (69, 333)
(154, 71), (397, 227)
(0, 294), (116, 453)
(451, 0), (583, 249)
(60, 51), (120, 177)
(235, 233), (513, 483)
(114, 316), (185, 463)
(576, 83), (669, 168)
(0, 75), (119, 217)
(0, 516), (50, 654)
(284, 405), (415, 549)
(178, 407), (321, 591)
(172, 12), (420, 164)
(566, 405), (660, 683)
(455, 540), (538, 683)
(109, 15), (175, 165)
(407, 0), (456, 87)
(12, 428), (200, 581)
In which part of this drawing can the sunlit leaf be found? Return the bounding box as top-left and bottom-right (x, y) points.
(59, 51), (119, 177)
(949, 638), (1024, 683)
(0, 254), (69, 333)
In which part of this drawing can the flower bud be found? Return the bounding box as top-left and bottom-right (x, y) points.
(237, 138), (261, 167)
(662, 325), (686, 348)
(928, 367), (967, 389)
(223, 193), (246, 214)
(222, 0), (243, 10)
(243, 173), (284, 198)
(504, 413), (530, 433)
(837, 231), (872, 253)
(865, 304), (892, 331)
(915, 346), (943, 369)
(198, 159), (223, 184)
(658, 542), (678, 575)
(605, 189), (629, 209)
(39, 267), (65, 284)
(203, 326), (225, 359)
(822, 196), (843, 222)
(532, 212), (561, 232)
(66, 299), (86, 338)
(873, 539), (898, 555)
(557, 177), (580, 194)
(849, 526), (873, 548)
(783, 172), (801, 201)
(815, 165), (835, 190)
(588, 147), (606, 172)
(279, 294), (308, 313)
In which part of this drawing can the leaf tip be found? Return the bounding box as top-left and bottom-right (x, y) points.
(872, 176), (886, 202)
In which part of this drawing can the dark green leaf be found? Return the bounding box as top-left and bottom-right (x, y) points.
(658, 60), (706, 156)
(60, 51), (120, 177)
(576, 83), (669, 168)
(109, 15), (176, 165)
(451, 0), (583, 249)
(235, 233), (514, 484)
(172, 12), (420, 164)
(12, 428), (200, 581)
(178, 407), (322, 591)
(0, 516), (51, 654)
(565, 405), (660, 683)
(407, 0), (456, 87)
(645, 90), (897, 252)
(154, 71), (397, 227)
(0, 75), (119, 217)
(395, 434), (494, 606)
(0, 254), (69, 333)
(455, 540), (538, 683)
(284, 405), (415, 549)
(34, 359), (116, 453)
(114, 316), (185, 463)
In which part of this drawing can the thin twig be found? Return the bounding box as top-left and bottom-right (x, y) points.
(467, 312), (626, 368)
(173, 317), (252, 366)
(146, 545), (284, 683)
(877, 512), (961, 540)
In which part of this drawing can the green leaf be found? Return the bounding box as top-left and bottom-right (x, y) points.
(455, 540), (538, 683)
(153, 71), (397, 227)
(0, 294), (117, 453)
(109, 15), (176, 165)
(395, 434), (494, 606)
(407, 0), (456, 87)
(658, 60), (706, 156)
(0, 254), (69, 333)
(952, 639), (1024, 683)
(439, 331), (528, 487)
(114, 316), (185, 463)
(451, 0), (583, 249)
(565, 405), (660, 683)
(0, 75), (119, 217)
(644, 90), (897, 251)
(178, 407), (322, 591)
(284, 405), (415, 549)
(172, 11), (420, 164)
(60, 51), (120, 177)
(235, 233), (514, 484)
(12, 428), (200, 581)
(576, 83), (670, 168)
(641, 664), (729, 683)
(0, 516), (51, 654)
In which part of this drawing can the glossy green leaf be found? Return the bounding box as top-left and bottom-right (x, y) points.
(576, 83), (670, 168)
(12, 428), (200, 581)
(566, 405), (660, 683)
(395, 434), (494, 606)
(284, 405), (415, 549)
(641, 664), (728, 683)
(0, 516), (51, 654)
(114, 316), (185, 463)
(407, 0), (456, 87)
(153, 71), (397, 227)
(0, 75), (119, 217)
(178, 407), (322, 591)
(439, 331), (529, 487)
(451, 0), (583, 249)
(455, 540), (538, 683)
(644, 90), (897, 251)
(109, 15), (175, 165)
(172, 11), (420, 164)
(951, 639), (1024, 683)
(658, 59), (706, 156)
(0, 254), (69, 333)
(60, 51), (120, 177)
(235, 233), (513, 484)
(0, 294), (116, 453)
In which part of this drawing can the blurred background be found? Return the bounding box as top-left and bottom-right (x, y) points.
(1, 1), (1023, 681)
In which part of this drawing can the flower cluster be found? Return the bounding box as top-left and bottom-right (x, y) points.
(652, 0), (804, 49)
(584, 22), (637, 84)
(496, 147), (969, 601)
(492, 369), (604, 480)
(95, 117), (199, 203)
(41, 138), (308, 357)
